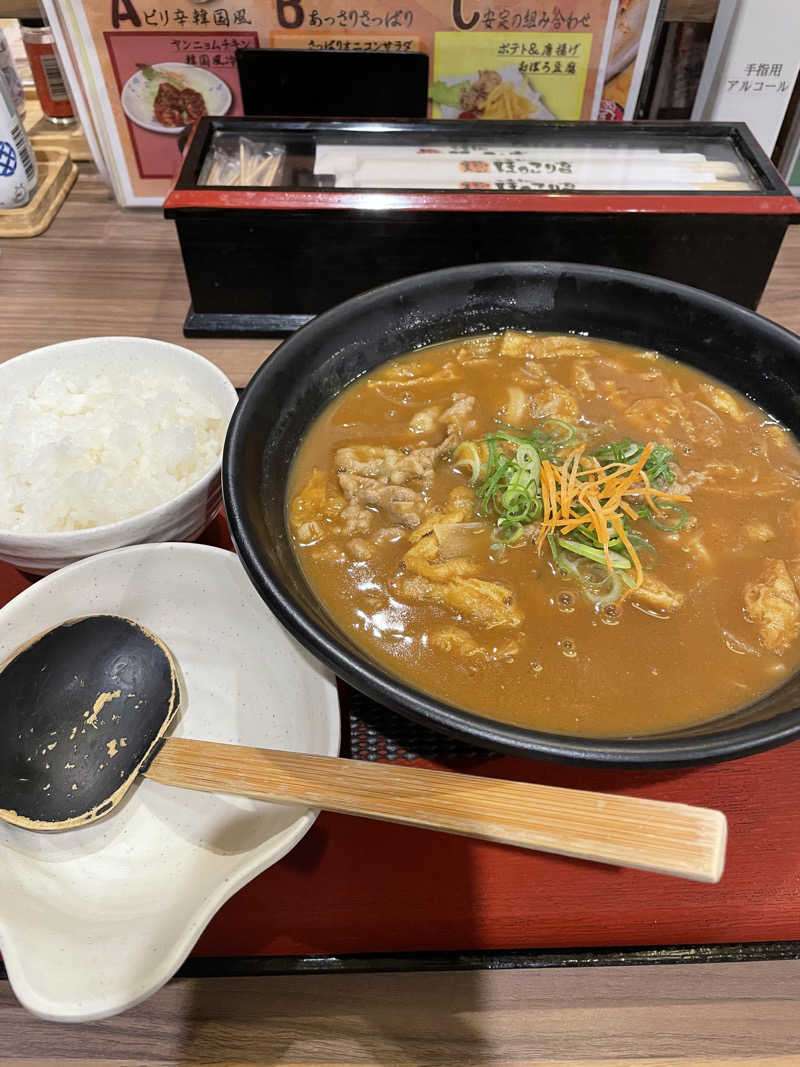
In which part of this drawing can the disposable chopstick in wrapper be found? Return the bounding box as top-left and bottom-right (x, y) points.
(314, 145), (739, 169)
(312, 144), (754, 193)
(324, 163), (752, 192)
(337, 178), (752, 191)
(346, 161), (739, 181)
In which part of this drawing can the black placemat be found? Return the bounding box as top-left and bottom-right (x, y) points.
(338, 682), (497, 763)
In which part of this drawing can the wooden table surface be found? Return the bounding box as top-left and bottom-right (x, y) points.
(1, 960), (800, 1065)
(0, 169), (278, 387)
(2, 169), (800, 1062)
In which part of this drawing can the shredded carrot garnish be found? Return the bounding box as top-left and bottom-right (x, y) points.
(536, 460), (556, 552)
(535, 444), (691, 595)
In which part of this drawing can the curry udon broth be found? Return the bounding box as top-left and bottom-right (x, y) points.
(287, 332), (800, 737)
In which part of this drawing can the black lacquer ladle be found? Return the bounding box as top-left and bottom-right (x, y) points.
(0, 616), (727, 881)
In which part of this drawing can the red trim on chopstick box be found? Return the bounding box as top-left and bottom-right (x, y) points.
(163, 188), (800, 215)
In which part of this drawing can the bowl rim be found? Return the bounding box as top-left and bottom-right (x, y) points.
(224, 260), (800, 768)
(0, 336), (239, 544)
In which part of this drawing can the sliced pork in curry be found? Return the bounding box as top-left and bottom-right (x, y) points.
(287, 332), (800, 738)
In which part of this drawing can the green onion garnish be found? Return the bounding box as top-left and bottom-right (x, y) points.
(593, 439), (677, 487)
(458, 420), (691, 607)
(645, 501), (689, 532)
(557, 538), (632, 569)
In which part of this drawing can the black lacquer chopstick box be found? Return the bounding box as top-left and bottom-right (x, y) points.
(164, 119), (800, 337)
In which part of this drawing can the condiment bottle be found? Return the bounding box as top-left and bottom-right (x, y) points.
(0, 72), (36, 208)
(20, 18), (74, 125)
(0, 26), (25, 120)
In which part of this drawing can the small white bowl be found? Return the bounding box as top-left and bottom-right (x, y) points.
(0, 542), (340, 1021)
(0, 337), (239, 574)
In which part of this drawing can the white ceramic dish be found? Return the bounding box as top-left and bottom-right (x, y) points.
(0, 337), (239, 574)
(121, 63), (232, 135)
(0, 543), (340, 1022)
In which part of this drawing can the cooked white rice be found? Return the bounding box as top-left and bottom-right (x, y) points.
(0, 369), (225, 533)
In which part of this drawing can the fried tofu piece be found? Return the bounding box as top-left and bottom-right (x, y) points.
(786, 558), (800, 589)
(366, 361), (460, 389)
(403, 530), (479, 582)
(499, 332), (598, 360)
(744, 521), (775, 544)
(290, 468), (345, 541)
(290, 468), (326, 531)
(625, 397), (685, 435)
(763, 422), (789, 450)
(571, 363), (596, 395)
(432, 522), (489, 560)
(407, 493), (473, 543)
(397, 574), (523, 629)
(744, 559), (800, 653)
(518, 361), (552, 388)
(683, 531), (712, 565)
(632, 574), (684, 614)
(499, 331), (538, 358)
(499, 385), (528, 425)
(403, 492), (484, 581)
(626, 396), (724, 448)
(599, 379), (631, 411)
(530, 383), (579, 420)
(698, 382), (746, 422)
(431, 627), (520, 663)
(788, 501), (800, 535)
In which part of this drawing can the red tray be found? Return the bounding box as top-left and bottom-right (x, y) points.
(3, 520), (799, 959)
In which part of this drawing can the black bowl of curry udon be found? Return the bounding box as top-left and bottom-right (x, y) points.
(224, 262), (800, 767)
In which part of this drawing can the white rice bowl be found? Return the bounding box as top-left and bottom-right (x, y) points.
(0, 338), (239, 573)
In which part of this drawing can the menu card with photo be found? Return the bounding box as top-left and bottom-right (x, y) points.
(596, 0), (663, 121)
(44, 0), (620, 205)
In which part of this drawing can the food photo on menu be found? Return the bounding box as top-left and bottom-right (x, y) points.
(106, 30), (255, 183)
(429, 30), (592, 123)
(140, 64), (209, 127)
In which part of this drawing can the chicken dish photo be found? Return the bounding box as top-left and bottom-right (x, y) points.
(153, 80), (207, 128)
